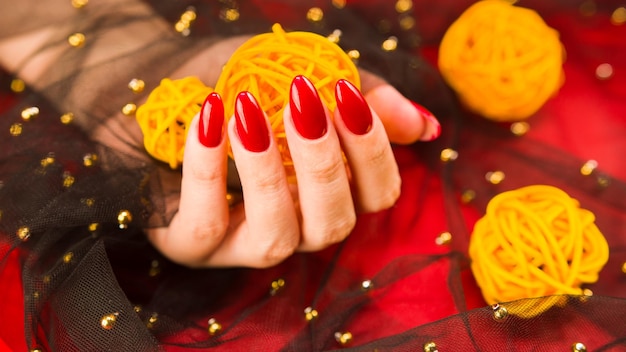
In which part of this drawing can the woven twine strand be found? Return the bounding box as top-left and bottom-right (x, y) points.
(469, 185), (609, 318)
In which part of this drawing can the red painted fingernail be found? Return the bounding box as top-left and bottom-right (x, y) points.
(412, 102), (441, 141)
(198, 92), (225, 148)
(235, 92), (270, 152)
(335, 79), (373, 135)
(290, 75), (327, 140)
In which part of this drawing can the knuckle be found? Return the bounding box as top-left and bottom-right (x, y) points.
(307, 212), (356, 251)
(185, 162), (221, 185)
(250, 171), (285, 195)
(255, 238), (298, 268)
(365, 143), (390, 168)
(365, 174), (402, 213)
(304, 155), (344, 184)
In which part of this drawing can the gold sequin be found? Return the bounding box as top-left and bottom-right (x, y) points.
(461, 189), (476, 204)
(611, 7), (626, 25)
(595, 63), (613, 80)
(147, 313), (158, 329)
(30, 349), (43, 352)
(510, 121), (530, 136)
(68, 33), (86, 47)
(579, 0), (596, 17)
(40, 154), (55, 167)
(597, 174), (610, 188)
(327, 29), (342, 44)
(10, 123), (23, 136)
(492, 303), (509, 321)
(207, 318), (222, 335)
(149, 260), (161, 277)
(71, 0), (88, 9)
(331, 0), (346, 9)
(176, 8), (197, 35)
(307, 7), (324, 22)
(361, 280), (373, 291)
(122, 103), (137, 116)
(435, 231), (452, 246)
(485, 171), (505, 185)
(10, 78), (25, 93)
(382, 36), (398, 51)
(399, 16), (416, 30)
(423, 342), (439, 352)
(440, 148), (458, 162)
(60, 112), (74, 124)
(63, 172), (75, 188)
(83, 153), (98, 167)
(396, 0), (413, 13)
(334, 331), (352, 345)
(43, 275), (51, 284)
(101, 313), (118, 330)
(580, 160), (598, 176)
(128, 79), (145, 93)
(134, 305), (142, 313)
(63, 252), (74, 264)
(220, 8), (240, 22)
(347, 49), (360, 61)
(17, 226), (31, 242)
(304, 307), (318, 321)
(117, 210), (133, 229)
(572, 342), (587, 352)
(82, 198), (95, 207)
(88, 223), (99, 232)
(270, 278), (285, 295)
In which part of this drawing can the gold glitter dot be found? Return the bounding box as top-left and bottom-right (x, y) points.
(71, 0), (88, 9)
(579, 0), (596, 16)
(596, 63), (614, 80)
(60, 112), (74, 124)
(181, 9), (197, 23)
(361, 280), (373, 291)
(307, 7), (324, 22)
(21, 107), (40, 121)
(395, 0), (413, 13)
(128, 79), (145, 93)
(461, 189), (476, 204)
(82, 198), (95, 207)
(334, 331), (352, 345)
(492, 303), (509, 321)
(611, 7), (626, 25)
(40, 154), (55, 167)
(63, 252), (74, 264)
(101, 313), (118, 330)
(208, 318), (222, 335)
(597, 174), (610, 188)
(440, 148), (458, 162)
(580, 160), (598, 176)
(270, 278), (285, 295)
(88, 223), (99, 232)
(134, 305), (142, 313)
(327, 29), (342, 44)
(68, 33), (86, 47)
(17, 226), (31, 242)
(174, 21), (189, 33)
(30, 349), (43, 352)
(435, 231), (452, 246)
(83, 153), (98, 167)
(304, 307), (318, 321)
(486, 171), (505, 185)
(423, 342), (439, 352)
(10, 78), (25, 93)
(332, 0), (346, 9)
(399, 15), (416, 30)
(382, 36), (398, 51)
(9, 123), (22, 136)
(117, 210), (133, 229)
(510, 121), (530, 136)
(220, 8), (240, 22)
(122, 103), (137, 116)
(347, 49), (360, 61)
(572, 342), (587, 352)
(63, 172), (75, 188)
(43, 275), (51, 284)
(149, 260), (161, 277)
(147, 313), (158, 329)
(32, 291), (40, 300)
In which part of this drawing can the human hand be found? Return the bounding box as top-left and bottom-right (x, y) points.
(146, 74), (440, 268)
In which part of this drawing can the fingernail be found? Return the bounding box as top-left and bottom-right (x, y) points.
(235, 91), (270, 152)
(198, 92), (225, 148)
(290, 75), (327, 139)
(335, 79), (373, 135)
(412, 102), (441, 141)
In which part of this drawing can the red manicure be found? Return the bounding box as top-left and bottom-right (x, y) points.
(411, 102), (441, 141)
(198, 92), (225, 148)
(290, 75), (327, 139)
(234, 91), (270, 152)
(335, 79), (373, 135)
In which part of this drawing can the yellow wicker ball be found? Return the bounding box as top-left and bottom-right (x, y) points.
(438, 0), (565, 122)
(214, 23), (360, 178)
(469, 185), (609, 318)
(136, 77), (213, 169)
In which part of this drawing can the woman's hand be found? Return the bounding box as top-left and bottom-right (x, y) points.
(146, 74), (440, 268)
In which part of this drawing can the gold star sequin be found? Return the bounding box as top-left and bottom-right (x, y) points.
(435, 231), (452, 246)
(334, 331), (352, 345)
(492, 303), (509, 321)
(510, 121), (530, 136)
(71, 0), (88, 9)
(10, 123), (23, 136)
(270, 278), (285, 295)
(440, 148), (458, 162)
(423, 342), (439, 352)
(10, 78), (25, 93)
(580, 160), (598, 176)
(60, 112), (74, 124)
(307, 7), (324, 22)
(486, 171), (505, 185)
(17, 226), (31, 242)
(68, 33), (86, 47)
(117, 210), (133, 229)
(572, 342), (587, 352)
(611, 7), (626, 25)
(207, 318), (222, 335)
(382, 36), (398, 51)
(122, 103), (137, 116)
(101, 313), (118, 330)
(304, 307), (318, 321)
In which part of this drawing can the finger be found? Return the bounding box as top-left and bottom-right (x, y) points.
(334, 79), (402, 213)
(207, 92), (300, 268)
(285, 76), (356, 252)
(147, 93), (230, 267)
(359, 70), (441, 144)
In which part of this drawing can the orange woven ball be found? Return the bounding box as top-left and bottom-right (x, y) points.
(469, 185), (609, 318)
(438, 0), (565, 121)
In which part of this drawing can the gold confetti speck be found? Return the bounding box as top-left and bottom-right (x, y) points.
(347, 49), (360, 61)
(63, 252), (74, 264)
(17, 227), (31, 242)
(572, 342), (587, 352)
(208, 318), (222, 335)
(122, 103), (137, 116)
(611, 7), (626, 25)
(396, 0), (413, 13)
(60, 112), (74, 124)
(10, 78), (25, 93)
(117, 210), (133, 229)
(510, 121), (530, 136)
(440, 148), (458, 162)
(304, 307), (318, 321)
(101, 313), (118, 330)
(486, 171), (505, 185)
(580, 160), (598, 176)
(71, 0), (88, 9)
(68, 33), (86, 47)
(334, 331), (352, 345)
(83, 153), (98, 167)
(435, 232), (452, 246)
(10, 123), (23, 136)
(423, 342), (439, 352)
(307, 7), (324, 22)
(128, 79), (145, 93)
(332, 0), (346, 9)
(382, 36), (398, 51)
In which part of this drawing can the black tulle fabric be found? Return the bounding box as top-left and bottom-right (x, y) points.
(1, 0), (625, 351)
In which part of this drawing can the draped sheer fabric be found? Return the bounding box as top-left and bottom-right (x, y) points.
(0, 0), (625, 351)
